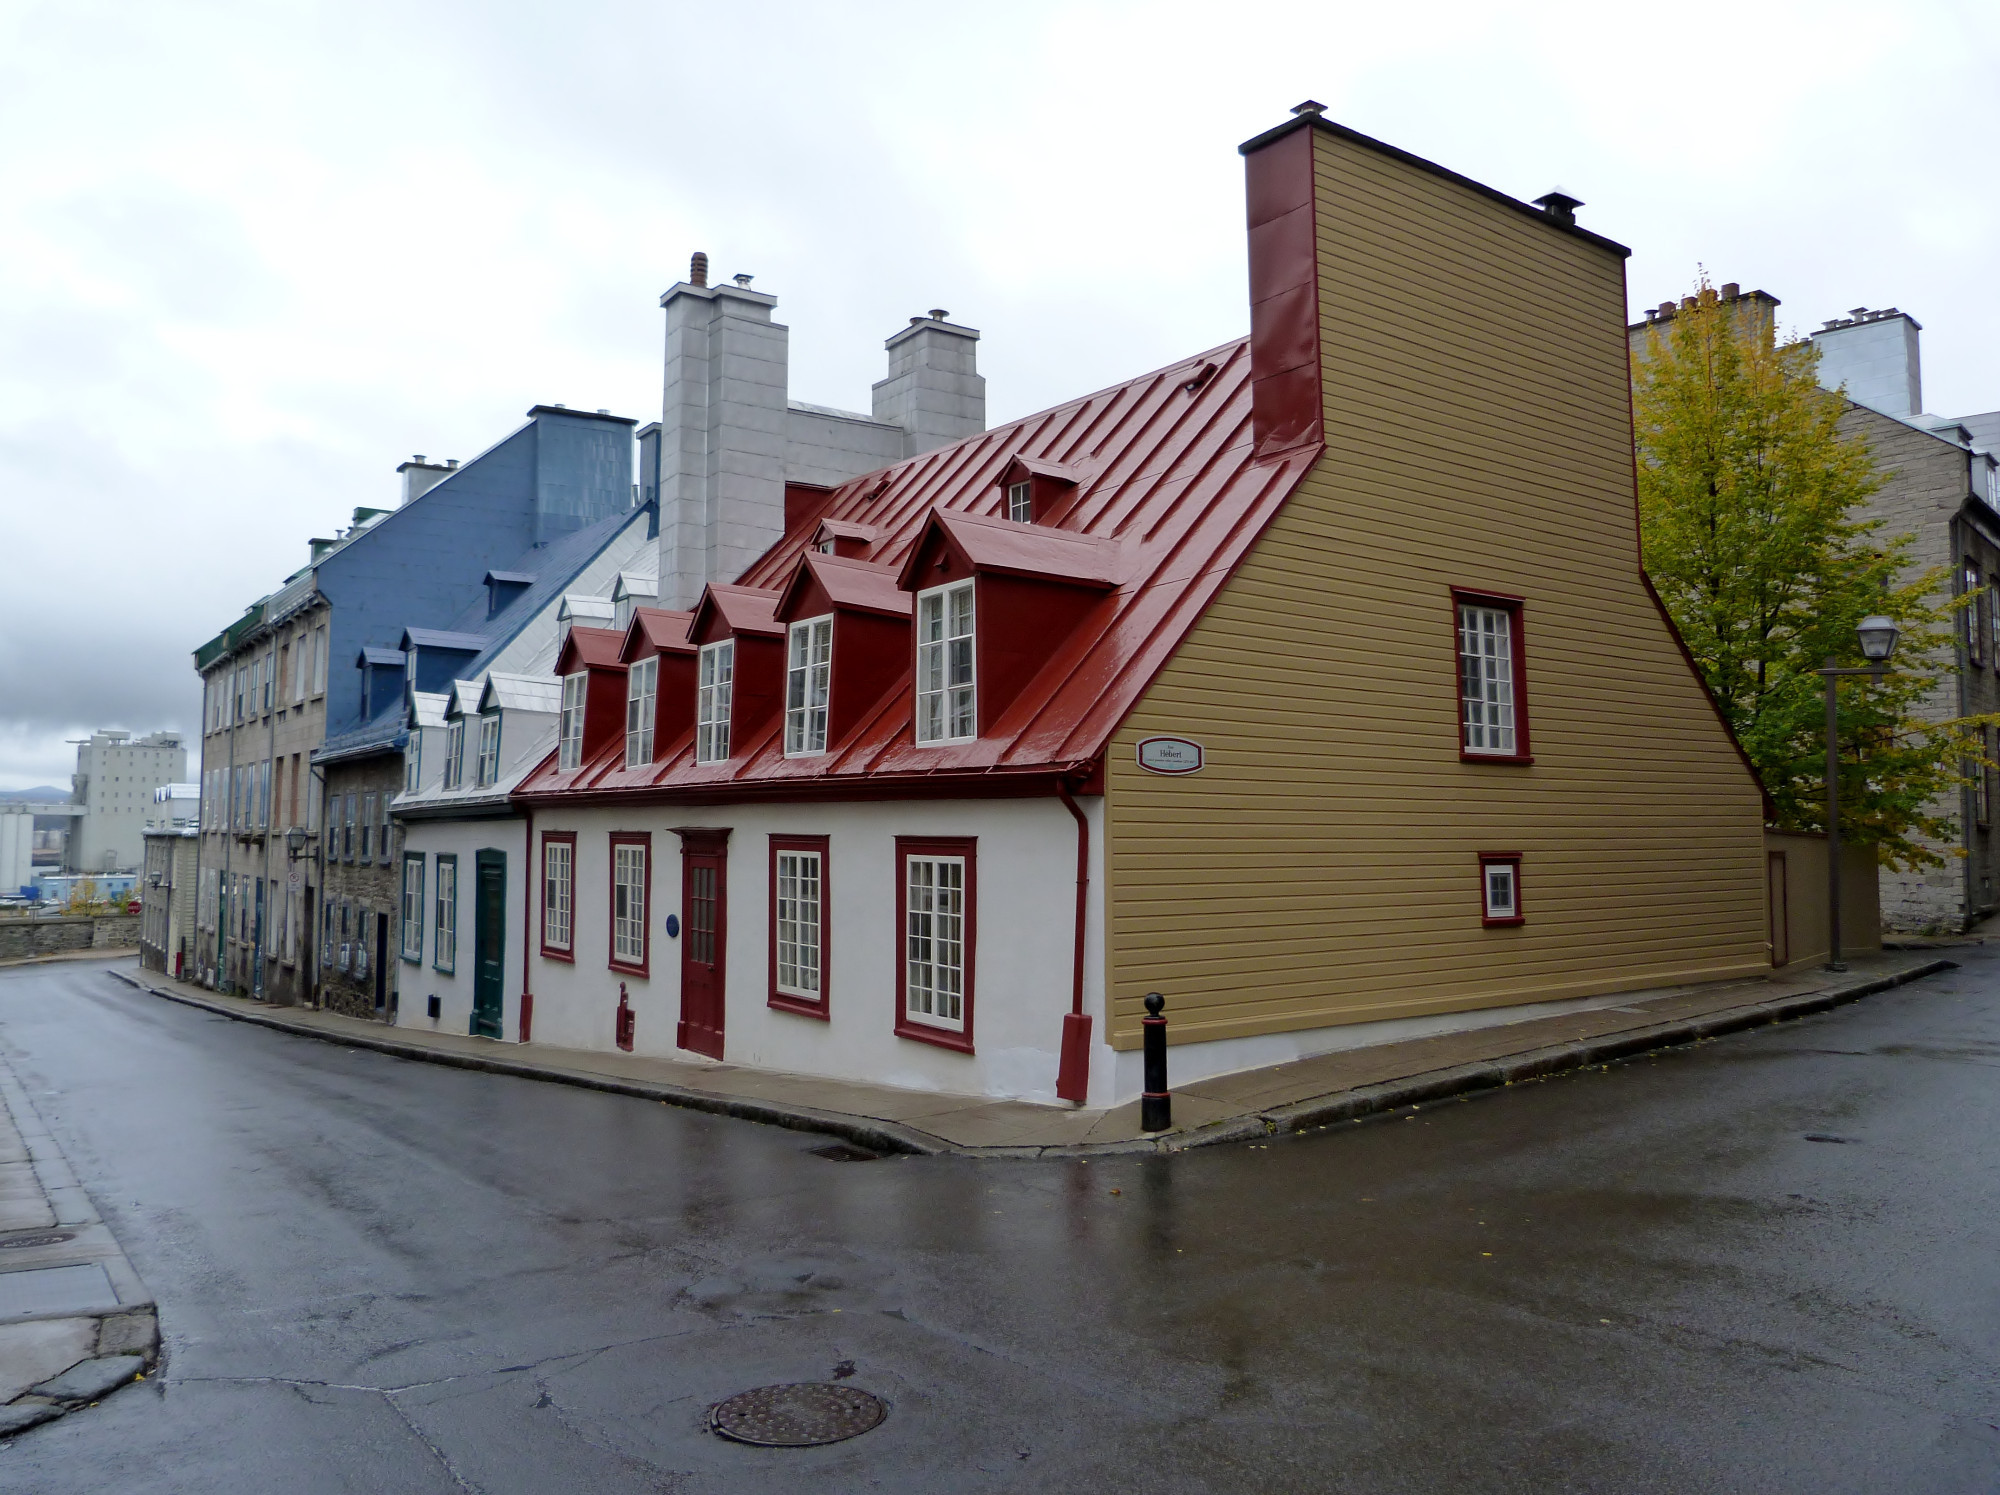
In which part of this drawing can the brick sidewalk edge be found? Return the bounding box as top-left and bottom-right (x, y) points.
(107, 958), (1956, 1160)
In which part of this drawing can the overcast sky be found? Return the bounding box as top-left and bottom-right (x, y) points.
(1, 0), (1994, 788)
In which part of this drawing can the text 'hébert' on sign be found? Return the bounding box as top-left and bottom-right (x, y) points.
(1136, 736), (1204, 775)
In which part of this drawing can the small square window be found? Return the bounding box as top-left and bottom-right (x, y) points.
(1007, 480), (1033, 523)
(1480, 854), (1523, 926)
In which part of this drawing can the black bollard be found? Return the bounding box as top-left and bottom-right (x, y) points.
(1140, 992), (1171, 1132)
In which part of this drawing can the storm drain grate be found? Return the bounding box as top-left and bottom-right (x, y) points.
(810, 1142), (883, 1163)
(0, 1231), (77, 1251)
(709, 1382), (888, 1446)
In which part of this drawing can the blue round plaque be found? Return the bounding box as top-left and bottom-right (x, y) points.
(665, 913), (681, 938)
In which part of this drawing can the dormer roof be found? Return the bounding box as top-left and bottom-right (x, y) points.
(898, 508), (1121, 590)
(406, 691), (449, 730)
(620, 608), (698, 662)
(777, 553), (913, 621)
(478, 672), (562, 715)
(554, 625), (626, 676)
(999, 454), (1080, 488)
(813, 517), (878, 549)
(690, 583), (785, 642)
(400, 628), (488, 654)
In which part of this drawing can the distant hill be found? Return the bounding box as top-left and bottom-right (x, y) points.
(0, 787), (68, 802)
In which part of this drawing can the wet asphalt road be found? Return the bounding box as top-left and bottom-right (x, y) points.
(0, 957), (1996, 1493)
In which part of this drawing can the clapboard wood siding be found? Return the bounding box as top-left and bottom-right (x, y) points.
(1103, 124), (1768, 1049)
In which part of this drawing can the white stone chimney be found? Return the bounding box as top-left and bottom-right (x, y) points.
(396, 456), (456, 506)
(873, 312), (986, 456)
(1811, 309), (1923, 419)
(656, 255), (789, 610)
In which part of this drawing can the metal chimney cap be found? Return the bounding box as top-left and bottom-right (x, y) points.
(1533, 189), (1583, 225)
(929, 308), (949, 321)
(689, 251), (709, 287)
(1290, 99), (1326, 116)
(733, 273), (754, 288)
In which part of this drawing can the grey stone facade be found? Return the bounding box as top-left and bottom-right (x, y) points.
(316, 751), (404, 1020)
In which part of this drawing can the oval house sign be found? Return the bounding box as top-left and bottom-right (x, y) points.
(1136, 736), (1204, 775)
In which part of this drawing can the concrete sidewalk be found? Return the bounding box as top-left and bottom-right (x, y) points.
(0, 1047), (157, 1438)
(107, 952), (1953, 1158)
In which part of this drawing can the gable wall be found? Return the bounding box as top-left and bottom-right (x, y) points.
(1102, 125), (1770, 1049)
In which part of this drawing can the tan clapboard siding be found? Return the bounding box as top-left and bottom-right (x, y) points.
(1102, 127), (1768, 1050)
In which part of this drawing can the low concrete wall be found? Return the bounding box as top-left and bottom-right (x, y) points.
(1765, 831), (1879, 967)
(0, 915), (142, 962)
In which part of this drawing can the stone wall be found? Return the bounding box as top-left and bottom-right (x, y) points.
(0, 915), (142, 962)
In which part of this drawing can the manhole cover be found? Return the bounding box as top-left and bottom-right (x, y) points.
(709, 1382), (887, 1446)
(810, 1142), (882, 1163)
(0, 1231), (76, 1251)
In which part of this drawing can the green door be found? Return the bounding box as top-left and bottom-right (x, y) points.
(472, 850), (506, 1039)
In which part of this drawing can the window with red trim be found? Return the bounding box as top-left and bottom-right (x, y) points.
(540, 831), (576, 960)
(768, 834), (829, 1018)
(1454, 590), (1531, 762)
(1479, 853), (1523, 926)
(608, 832), (650, 974)
(895, 837), (975, 1052)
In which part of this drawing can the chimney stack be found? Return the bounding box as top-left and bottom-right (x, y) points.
(872, 311), (986, 457)
(1811, 307), (1924, 418)
(656, 255), (788, 609)
(396, 455), (453, 506)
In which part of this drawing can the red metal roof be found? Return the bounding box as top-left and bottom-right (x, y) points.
(897, 509), (1122, 590)
(779, 553), (912, 620)
(519, 334), (1320, 803)
(553, 625), (625, 675)
(622, 607), (696, 660)
(691, 583), (783, 642)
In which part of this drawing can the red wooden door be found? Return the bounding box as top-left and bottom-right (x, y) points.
(678, 834), (728, 1059)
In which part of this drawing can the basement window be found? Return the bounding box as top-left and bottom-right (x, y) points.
(1480, 854), (1523, 926)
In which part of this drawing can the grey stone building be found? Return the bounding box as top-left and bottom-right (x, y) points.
(315, 747), (405, 1018)
(139, 826), (200, 978)
(1630, 293), (2000, 932)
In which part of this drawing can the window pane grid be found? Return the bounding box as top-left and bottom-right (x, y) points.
(401, 856), (424, 959)
(613, 845), (646, 964)
(543, 841), (573, 950)
(559, 673), (586, 771)
(696, 642), (734, 763)
(1459, 605), (1516, 755)
(625, 657), (657, 767)
(775, 851), (821, 997)
(904, 856), (965, 1027)
(688, 865), (716, 964)
(435, 858), (457, 971)
(784, 619), (833, 756)
(915, 583), (976, 745)
(477, 716), (500, 786)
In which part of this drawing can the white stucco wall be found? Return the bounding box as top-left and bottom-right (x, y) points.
(394, 815), (528, 1040)
(524, 796), (1107, 1106)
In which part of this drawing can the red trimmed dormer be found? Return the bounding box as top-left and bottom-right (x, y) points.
(618, 608), (698, 756)
(811, 517), (878, 559)
(997, 454), (1080, 525)
(774, 552), (913, 752)
(551, 626), (628, 774)
(897, 508), (1120, 738)
(686, 584), (786, 764)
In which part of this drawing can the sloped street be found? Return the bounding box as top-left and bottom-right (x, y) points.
(1, 953), (1996, 1493)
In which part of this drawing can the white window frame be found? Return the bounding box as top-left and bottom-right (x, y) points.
(476, 713), (501, 787)
(612, 842), (647, 966)
(1481, 856), (1522, 924)
(434, 855), (457, 972)
(1007, 479), (1033, 523)
(784, 617), (833, 757)
(443, 719), (465, 789)
(401, 854), (424, 960)
(915, 580), (976, 745)
(625, 656), (658, 768)
(904, 853), (966, 1030)
(774, 849), (823, 999)
(696, 640), (734, 764)
(542, 838), (573, 953)
(404, 735), (422, 794)
(1458, 603), (1518, 756)
(558, 672), (587, 771)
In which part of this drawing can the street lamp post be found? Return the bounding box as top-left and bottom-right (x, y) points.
(1821, 615), (1901, 972)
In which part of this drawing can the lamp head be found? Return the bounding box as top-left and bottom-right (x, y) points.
(1857, 615), (1899, 664)
(285, 825), (308, 858)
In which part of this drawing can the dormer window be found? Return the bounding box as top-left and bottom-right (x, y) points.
(625, 656), (658, 767)
(404, 736), (421, 794)
(915, 580), (976, 744)
(696, 641), (734, 763)
(1007, 481), (1033, 523)
(615, 595), (634, 632)
(475, 713), (501, 787)
(785, 617), (833, 756)
(558, 673), (586, 770)
(443, 719), (465, 789)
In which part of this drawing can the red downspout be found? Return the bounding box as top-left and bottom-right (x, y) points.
(1055, 780), (1092, 1104)
(518, 803), (534, 1044)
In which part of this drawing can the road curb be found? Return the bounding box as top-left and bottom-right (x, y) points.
(106, 958), (1955, 1160)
